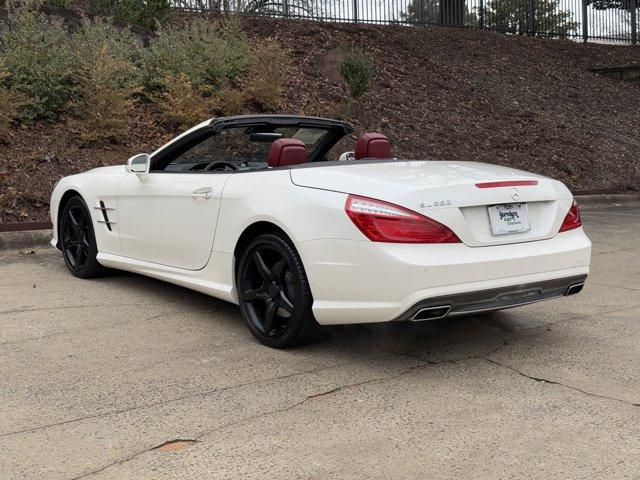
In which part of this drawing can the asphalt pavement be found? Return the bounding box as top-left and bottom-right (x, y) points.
(1, 206), (639, 480)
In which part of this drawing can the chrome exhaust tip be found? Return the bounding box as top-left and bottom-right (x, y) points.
(411, 305), (451, 321)
(566, 283), (585, 296)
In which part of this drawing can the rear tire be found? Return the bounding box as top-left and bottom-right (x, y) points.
(59, 196), (106, 279)
(237, 233), (319, 348)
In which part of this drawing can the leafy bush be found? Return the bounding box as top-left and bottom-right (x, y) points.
(73, 51), (135, 143)
(215, 84), (246, 116)
(339, 48), (375, 99)
(74, 18), (142, 74)
(244, 38), (290, 111)
(0, 4), (78, 122)
(141, 16), (250, 93)
(71, 19), (141, 143)
(47, 0), (71, 7)
(0, 87), (22, 142)
(87, 0), (171, 30)
(152, 74), (217, 130)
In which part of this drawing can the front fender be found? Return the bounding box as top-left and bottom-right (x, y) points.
(50, 168), (127, 255)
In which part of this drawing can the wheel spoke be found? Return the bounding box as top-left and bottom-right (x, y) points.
(68, 209), (80, 228)
(264, 299), (278, 334)
(277, 291), (294, 314)
(272, 258), (287, 279)
(66, 250), (77, 268)
(252, 251), (273, 282)
(243, 287), (268, 303)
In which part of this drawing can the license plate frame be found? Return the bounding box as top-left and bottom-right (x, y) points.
(488, 203), (531, 235)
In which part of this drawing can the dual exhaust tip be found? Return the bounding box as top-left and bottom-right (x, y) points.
(411, 305), (451, 321)
(411, 282), (586, 322)
(566, 282), (585, 296)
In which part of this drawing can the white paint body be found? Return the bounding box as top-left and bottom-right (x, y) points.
(50, 159), (591, 325)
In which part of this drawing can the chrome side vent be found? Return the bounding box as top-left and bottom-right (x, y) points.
(94, 201), (116, 231)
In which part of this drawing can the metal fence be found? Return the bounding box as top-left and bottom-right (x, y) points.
(171, 0), (639, 44)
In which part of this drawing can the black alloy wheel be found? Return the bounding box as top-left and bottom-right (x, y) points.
(59, 196), (105, 278)
(237, 233), (318, 348)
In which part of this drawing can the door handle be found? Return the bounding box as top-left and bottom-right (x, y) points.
(191, 187), (213, 200)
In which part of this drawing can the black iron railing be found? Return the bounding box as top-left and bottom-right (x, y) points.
(171, 0), (639, 44)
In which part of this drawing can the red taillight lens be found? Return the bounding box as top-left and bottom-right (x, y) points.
(345, 195), (461, 243)
(559, 199), (582, 232)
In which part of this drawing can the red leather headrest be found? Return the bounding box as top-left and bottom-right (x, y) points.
(267, 139), (307, 168)
(355, 133), (391, 160)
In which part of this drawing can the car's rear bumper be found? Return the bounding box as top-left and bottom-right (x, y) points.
(392, 274), (587, 322)
(297, 228), (591, 325)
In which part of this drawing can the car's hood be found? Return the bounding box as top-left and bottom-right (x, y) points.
(290, 160), (570, 209)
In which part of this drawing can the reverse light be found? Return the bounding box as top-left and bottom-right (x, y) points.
(345, 195), (461, 243)
(559, 199), (582, 232)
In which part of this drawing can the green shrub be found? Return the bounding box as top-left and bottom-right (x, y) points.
(0, 87), (23, 142)
(87, 0), (171, 30)
(72, 19), (142, 143)
(73, 53), (136, 144)
(0, 4), (78, 122)
(47, 0), (71, 7)
(215, 84), (246, 117)
(73, 18), (141, 89)
(141, 16), (250, 94)
(340, 48), (375, 99)
(152, 74), (217, 130)
(244, 38), (289, 111)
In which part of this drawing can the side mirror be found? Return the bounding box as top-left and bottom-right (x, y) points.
(339, 151), (356, 162)
(126, 153), (150, 175)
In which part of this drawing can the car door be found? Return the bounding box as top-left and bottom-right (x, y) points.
(116, 129), (232, 271)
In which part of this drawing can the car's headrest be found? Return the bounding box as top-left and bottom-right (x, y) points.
(267, 139), (307, 168)
(355, 133), (391, 160)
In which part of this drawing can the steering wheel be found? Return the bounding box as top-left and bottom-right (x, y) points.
(203, 161), (238, 173)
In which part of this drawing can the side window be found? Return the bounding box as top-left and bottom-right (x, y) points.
(157, 124), (333, 172)
(165, 128), (269, 171)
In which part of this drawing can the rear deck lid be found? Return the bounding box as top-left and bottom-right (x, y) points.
(290, 160), (574, 247)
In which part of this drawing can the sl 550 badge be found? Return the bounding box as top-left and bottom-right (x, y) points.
(419, 200), (452, 208)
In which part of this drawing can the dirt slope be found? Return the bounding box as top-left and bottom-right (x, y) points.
(1, 16), (639, 223)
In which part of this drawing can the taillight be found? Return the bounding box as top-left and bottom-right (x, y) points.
(559, 199), (582, 232)
(345, 195), (461, 243)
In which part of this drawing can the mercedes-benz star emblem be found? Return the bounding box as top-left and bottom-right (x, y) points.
(511, 188), (520, 201)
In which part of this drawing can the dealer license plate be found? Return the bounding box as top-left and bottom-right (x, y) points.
(488, 203), (531, 235)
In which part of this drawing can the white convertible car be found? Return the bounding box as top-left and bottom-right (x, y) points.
(50, 115), (591, 347)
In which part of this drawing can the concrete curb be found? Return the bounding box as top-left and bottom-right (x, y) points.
(575, 193), (640, 210)
(0, 230), (53, 251)
(0, 194), (638, 251)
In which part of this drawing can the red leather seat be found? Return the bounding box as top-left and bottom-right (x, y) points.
(267, 139), (307, 168)
(355, 133), (391, 160)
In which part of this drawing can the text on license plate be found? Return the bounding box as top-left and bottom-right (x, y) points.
(488, 203), (531, 235)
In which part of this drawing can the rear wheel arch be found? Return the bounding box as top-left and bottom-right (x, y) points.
(234, 226), (319, 347)
(234, 222), (293, 274)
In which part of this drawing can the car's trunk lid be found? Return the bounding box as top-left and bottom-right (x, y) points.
(290, 160), (573, 247)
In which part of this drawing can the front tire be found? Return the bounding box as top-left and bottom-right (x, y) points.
(237, 233), (319, 348)
(59, 196), (106, 279)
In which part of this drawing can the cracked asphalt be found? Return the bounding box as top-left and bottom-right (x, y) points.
(1, 205), (639, 480)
